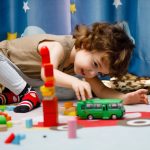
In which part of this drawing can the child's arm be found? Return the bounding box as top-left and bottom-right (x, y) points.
(53, 69), (92, 100)
(38, 41), (92, 100)
(86, 76), (148, 105)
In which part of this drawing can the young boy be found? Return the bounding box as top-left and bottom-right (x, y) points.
(0, 22), (148, 113)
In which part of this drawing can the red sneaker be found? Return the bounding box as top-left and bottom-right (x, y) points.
(0, 89), (20, 105)
(14, 91), (41, 113)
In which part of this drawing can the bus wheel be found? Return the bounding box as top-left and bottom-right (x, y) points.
(111, 115), (117, 120)
(88, 115), (94, 120)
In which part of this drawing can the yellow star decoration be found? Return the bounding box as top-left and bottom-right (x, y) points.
(70, 3), (76, 14)
(7, 32), (17, 40)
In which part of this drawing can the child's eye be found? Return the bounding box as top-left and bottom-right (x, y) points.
(93, 62), (98, 67)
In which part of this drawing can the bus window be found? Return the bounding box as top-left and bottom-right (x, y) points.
(118, 103), (123, 108)
(109, 103), (119, 109)
(86, 104), (93, 109)
(86, 104), (102, 109)
(95, 104), (102, 109)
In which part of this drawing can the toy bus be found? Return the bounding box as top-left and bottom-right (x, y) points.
(76, 98), (125, 120)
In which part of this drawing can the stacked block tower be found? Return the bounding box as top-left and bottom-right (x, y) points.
(39, 46), (58, 127)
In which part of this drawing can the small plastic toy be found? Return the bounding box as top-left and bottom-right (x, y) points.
(0, 105), (6, 111)
(25, 119), (33, 128)
(68, 117), (77, 139)
(0, 125), (7, 132)
(59, 102), (76, 116)
(0, 116), (7, 124)
(5, 133), (15, 143)
(77, 98), (125, 120)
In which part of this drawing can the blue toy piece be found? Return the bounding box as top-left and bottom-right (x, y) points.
(12, 135), (21, 145)
(6, 106), (16, 111)
(25, 118), (33, 128)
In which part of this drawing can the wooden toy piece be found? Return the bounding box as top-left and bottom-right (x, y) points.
(12, 135), (21, 145)
(42, 97), (58, 127)
(64, 102), (73, 109)
(68, 117), (77, 139)
(0, 105), (6, 111)
(0, 112), (12, 121)
(64, 106), (76, 116)
(40, 85), (55, 97)
(43, 63), (53, 77)
(20, 134), (26, 140)
(7, 121), (13, 128)
(0, 115), (7, 124)
(25, 119), (33, 128)
(0, 124), (7, 132)
(5, 133), (15, 143)
(62, 102), (76, 116)
(6, 105), (16, 111)
(11, 134), (26, 145)
(44, 80), (54, 87)
(39, 46), (50, 64)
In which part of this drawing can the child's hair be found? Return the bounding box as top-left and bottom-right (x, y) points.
(73, 22), (135, 77)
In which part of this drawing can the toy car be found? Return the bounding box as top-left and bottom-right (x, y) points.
(76, 98), (125, 120)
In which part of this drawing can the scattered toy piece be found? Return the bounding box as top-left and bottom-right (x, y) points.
(68, 117), (77, 139)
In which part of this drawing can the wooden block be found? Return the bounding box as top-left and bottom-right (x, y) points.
(0, 124), (7, 132)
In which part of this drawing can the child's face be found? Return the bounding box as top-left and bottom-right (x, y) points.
(74, 50), (109, 78)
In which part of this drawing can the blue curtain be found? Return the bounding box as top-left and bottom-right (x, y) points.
(0, 0), (150, 77)
(0, 0), (71, 39)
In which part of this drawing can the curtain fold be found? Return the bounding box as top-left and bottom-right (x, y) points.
(128, 0), (150, 76)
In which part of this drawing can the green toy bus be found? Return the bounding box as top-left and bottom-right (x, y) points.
(76, 98), (125, 120)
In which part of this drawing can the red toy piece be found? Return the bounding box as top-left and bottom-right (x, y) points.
(42, 97), (58, 127)
(43, 63), (53, 77)
(39, 46), (50, 65)
(5, 133), (15, 143)
(44, 80), (54, 87)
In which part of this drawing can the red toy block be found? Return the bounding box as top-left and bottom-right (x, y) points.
(43, 113), (58, 127)
(42, 106), (57, 113)
(40, 46), (50, 64)
(43, 113), (58, 121)
(43, 63), (53, 77)
(42, 100), (58, 113)
(44, 80), (54, 87)
(43, 116), (58, 127)
(42, 97), (58, 127)
(5, 133), (15, 143)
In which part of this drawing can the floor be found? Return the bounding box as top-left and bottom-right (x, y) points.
(1, 97), (150, 150)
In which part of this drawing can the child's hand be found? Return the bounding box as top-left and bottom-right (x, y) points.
(71, 79), (93, 100)
(123, 89), (148, 105)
